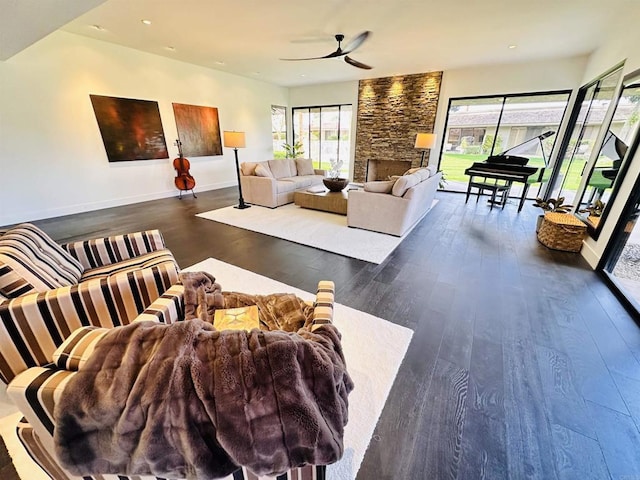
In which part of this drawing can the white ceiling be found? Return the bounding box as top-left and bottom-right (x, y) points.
(3, 0), (636, 87)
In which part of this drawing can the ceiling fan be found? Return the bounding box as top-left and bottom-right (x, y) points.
(280, 31), (373, 70)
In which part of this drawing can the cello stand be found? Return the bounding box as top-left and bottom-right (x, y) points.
(178, 189), (197, 200)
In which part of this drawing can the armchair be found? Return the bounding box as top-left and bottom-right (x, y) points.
(5, 281), (337, 480)
(0, 223), (180, 383)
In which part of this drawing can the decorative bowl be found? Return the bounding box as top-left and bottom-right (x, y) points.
(323, 177), (349, 192)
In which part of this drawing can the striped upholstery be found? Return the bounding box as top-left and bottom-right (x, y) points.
(0, 223), (84, 298)
(79, 248), (177, 281)
(311, 280), (334, 332)
(52, 326), (109, 371)
(6, 281), (333, 480)
(0, 261), (179, 383)
(62, 230), (168, 270)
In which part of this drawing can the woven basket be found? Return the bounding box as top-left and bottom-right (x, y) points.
(537, 212), (587, 252)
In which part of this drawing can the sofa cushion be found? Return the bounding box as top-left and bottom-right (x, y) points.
(295, 158), (315, 176)
(290, 176), (315, 188)
(241, 162), (259, 176)
(364, 179), (397, 194)
(255, 163), (273, 177)
(79, 248), (177, 282)
(392, 172), (421, 197)
(0, 223), (84, 298)
(268, 159), (294, 179)
(275, 179), (298, 194)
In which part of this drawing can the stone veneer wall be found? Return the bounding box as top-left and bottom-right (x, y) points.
(354, 71), (442, 182)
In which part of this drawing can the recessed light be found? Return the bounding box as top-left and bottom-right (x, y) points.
(300, 74), (306, 77)
(508, 44), (517, 49)
(91, 24), (105, 31)
(252, 71), (260, 75)
(215, 61), (225, 66)
(165, 46), (176, 52)
(141, 19), (152, 25)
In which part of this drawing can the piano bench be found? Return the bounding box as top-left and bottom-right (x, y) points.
(466, 179), (511, 210)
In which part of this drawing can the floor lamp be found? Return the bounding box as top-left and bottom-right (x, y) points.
(223, 131), (250, 209)
(415, 133), (437, 167)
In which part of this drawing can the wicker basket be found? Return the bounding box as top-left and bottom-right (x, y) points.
(537, 212), (587, 252)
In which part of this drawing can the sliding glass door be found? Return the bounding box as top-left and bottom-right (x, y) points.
(601, 167), (640, 315)
(549, 65), (624, 205)
(440, 91), (570, 195)
(292, 104), (352, 177)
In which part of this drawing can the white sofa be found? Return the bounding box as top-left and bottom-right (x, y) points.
(240, 158), (326, 208)
(347, 166), (441, 236)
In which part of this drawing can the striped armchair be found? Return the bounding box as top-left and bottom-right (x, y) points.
(0, 223), (180, 382)
(5, 281), (335, 480)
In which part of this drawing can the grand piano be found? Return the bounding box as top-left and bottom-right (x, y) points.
(464, 131), (554, 212)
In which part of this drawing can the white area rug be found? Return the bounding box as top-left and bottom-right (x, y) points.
(197, 201), (437, 264)
(0, 258), (413, 480)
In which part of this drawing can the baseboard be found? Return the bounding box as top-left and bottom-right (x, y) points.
(580, 240), (600, 269)
(0, 181), (236, 226)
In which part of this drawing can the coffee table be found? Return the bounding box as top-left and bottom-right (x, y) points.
(294, 190), (348, 215)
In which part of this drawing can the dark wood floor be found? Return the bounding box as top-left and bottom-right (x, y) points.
(18, 188), (640, 480)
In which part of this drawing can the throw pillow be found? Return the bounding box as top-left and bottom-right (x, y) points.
(0, 223), (84, 298)
(403, 167), (427, 176)
(255, 163), (273, 178)
(364, 179), (397, 194)
(295, 158), (315, 176)
(268, 159), (293, 179)
(287, 158), (298, 176)
(52, 326), (109, 371)
(392, 173), (420, 197)
(240, 162), (259, 176)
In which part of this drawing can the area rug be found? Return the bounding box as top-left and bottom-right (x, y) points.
(197, 201), (437, 264)
(0, 257), (413, 480)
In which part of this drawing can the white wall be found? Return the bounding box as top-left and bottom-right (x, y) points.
(0, 31), (288, 226)
(578, 23), (640, 267)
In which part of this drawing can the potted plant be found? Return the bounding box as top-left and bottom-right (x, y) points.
(533, 196), (573, 232)
(323, 158), (348, 192)
(283, 141), (304, 159)
(578, 199), (605, 217)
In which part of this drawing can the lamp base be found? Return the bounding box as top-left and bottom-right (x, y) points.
(234, 204), (251, 210)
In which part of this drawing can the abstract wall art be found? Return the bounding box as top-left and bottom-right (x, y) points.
(90, 94), (169, 162)
(172, 103), (222, 157)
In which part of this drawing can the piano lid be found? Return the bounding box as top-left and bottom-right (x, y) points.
(496, 130), (555, 166)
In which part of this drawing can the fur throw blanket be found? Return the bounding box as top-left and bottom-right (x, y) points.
(180, 271), (315, 332)
(54, 275), (353, 479)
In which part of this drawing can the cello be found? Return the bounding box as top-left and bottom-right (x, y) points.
(173, 139), (197, 199)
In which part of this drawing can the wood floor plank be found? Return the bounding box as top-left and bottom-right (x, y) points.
(550, 424), (610, 480)
(586, 401), (640, 478)
(457, 337), (507, 480)
(535, 344), (596, 439)
(407, 358), (469, 480)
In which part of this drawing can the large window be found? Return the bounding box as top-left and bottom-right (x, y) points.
(271, 105), (287, 158)
(292, 104), (352, 176)
(440, 91), (571, 198)
(550, 65), (624, 205)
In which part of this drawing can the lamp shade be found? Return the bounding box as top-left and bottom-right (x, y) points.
(223, 131), (246, 148)
(415, 133), (436, 149)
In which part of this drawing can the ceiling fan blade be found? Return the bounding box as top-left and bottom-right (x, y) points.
(344, 56), (372, 70)
(280, 49), (343, 61)
(342, 31), (370, 55)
